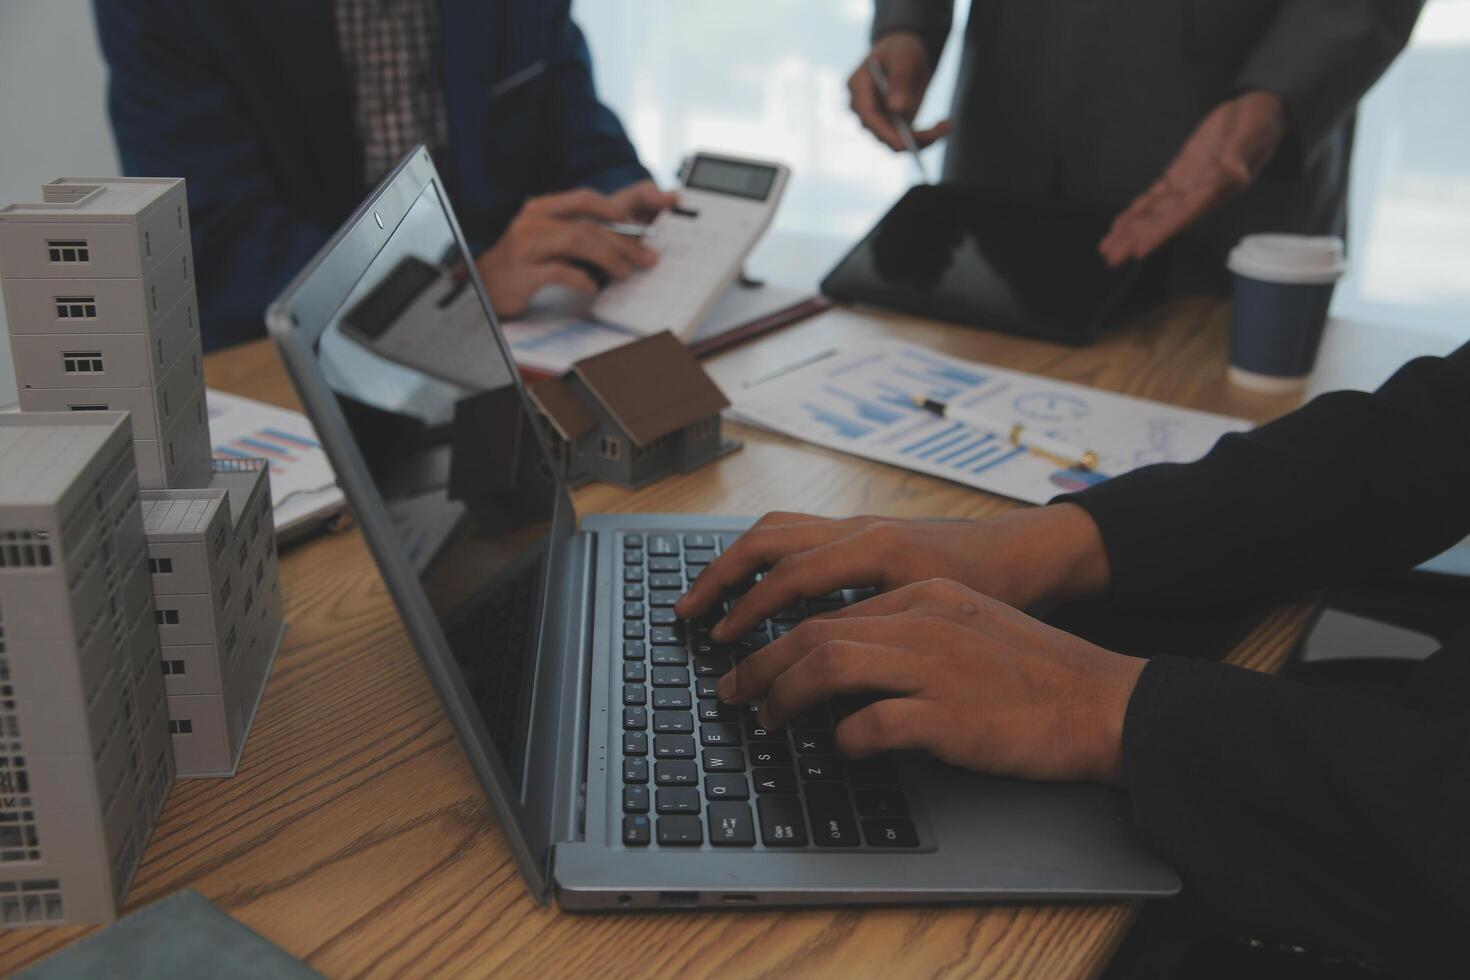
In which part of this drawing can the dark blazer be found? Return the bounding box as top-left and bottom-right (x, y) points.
(94, 0), (650, 350)
(873, 0), (1422, 284)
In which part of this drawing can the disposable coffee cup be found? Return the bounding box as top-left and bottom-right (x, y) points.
(1226, 234), (1345, 392)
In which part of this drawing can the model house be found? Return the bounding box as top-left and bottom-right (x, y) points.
(1, 177), (284, 794)
(0, 178), (210, 490)
(528, 331), (737, 488)
(0, 413), (174, 925)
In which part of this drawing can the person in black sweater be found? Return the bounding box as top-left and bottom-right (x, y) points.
(675, 342), (1470, 979)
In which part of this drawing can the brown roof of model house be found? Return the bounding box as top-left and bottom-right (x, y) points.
(532, 331), (730, 447)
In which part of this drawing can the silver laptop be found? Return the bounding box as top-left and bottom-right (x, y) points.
(266, 148), (1179, 910)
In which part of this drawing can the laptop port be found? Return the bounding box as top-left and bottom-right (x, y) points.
(722, 894), (757, 905)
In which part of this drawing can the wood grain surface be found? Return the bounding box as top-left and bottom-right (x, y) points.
(2, 298), (1353, 978)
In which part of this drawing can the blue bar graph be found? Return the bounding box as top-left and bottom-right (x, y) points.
(872, 381), (926, 413)
(900, 348), (986, 386)
(900, 422), (963, 456)
(935, 433), (995, 464)
(822, 385), (904, 425)
(802, 403), (872, 439)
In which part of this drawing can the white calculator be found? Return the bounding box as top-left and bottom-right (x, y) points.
(592, 151), (789, 339)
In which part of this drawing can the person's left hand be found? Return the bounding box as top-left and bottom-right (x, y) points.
(608, 179), (678, 224)
(1098, 90), (1288, 267)
(715, 578), (1145, 784)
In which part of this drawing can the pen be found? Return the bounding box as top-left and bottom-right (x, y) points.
(911, 395), (1101, 471)
(596, 220), (653, 238)
(867, 59), (931, 185)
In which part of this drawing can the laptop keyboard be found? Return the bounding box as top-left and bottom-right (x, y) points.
(618, 532), (921, 850)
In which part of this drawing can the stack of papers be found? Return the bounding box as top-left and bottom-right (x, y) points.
(728, 339), (1250, 505)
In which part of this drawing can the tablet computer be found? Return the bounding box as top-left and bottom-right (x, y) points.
(820, 186), (1165, 345)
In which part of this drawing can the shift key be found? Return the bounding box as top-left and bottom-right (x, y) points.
(805, 783), (860, 847)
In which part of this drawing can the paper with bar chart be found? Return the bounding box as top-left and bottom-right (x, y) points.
(728, 341), (1250, 504)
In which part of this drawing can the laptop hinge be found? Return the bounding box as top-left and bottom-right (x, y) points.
(550, 529), (597, 849)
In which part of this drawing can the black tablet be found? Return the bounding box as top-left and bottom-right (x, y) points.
(820, 186), (1165, 345)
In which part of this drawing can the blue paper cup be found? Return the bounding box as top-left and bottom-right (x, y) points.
(1226, 235), (1345, 393)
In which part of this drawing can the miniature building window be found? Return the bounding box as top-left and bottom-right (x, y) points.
(68, 403), (109, 412)
(155, 608), (179, 625)
(157, 338), (165, 367)
(186, 304), (195, 332)
(61, 350), (104, 374)
(0, 530), (52, 569)
(598, 435), (623, 461)
(250, 513), (260, 541)
(160, 660), (186, 675)
(54, 296), (97, 319)
(224, 625), (238, 663)
(213, 525), (228, 561)
(0, 880), (63, 923)
(243, 586), (254, 616)
(176, 204), (183, 230)
(149, 557), (173, 574)
(0, 749), (41, 863)
(150, 284), (158, 312)
(692, 418), (716, 439)
(168, 719), (193, 735)
(238, 540), (248, 570)
(182, 255), (189, 281)
(219, 576), (231, 607)
(255, 558), (264, 586)
(46, 239), (89, 263)
(144, 230), (151, 258)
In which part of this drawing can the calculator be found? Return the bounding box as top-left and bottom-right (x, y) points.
(592, 151), (789, 339)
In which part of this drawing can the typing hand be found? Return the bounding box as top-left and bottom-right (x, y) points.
(716, 578), (1144, 784)
(847, 32), (952, 152)
(674, 505), (1110, 645)
(1098, 90), (1287, 267)
(475, 187), (661, 317)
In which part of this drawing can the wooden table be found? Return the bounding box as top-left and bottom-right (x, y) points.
(2, 298), (1354, 977)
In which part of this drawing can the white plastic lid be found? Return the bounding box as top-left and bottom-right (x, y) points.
(1227, 233), (1346, 286)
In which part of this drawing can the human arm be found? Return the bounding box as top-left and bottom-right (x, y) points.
(847, 2), (954, 152)
(93, 0), (333, 350)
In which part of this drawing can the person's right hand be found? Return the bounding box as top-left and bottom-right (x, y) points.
(475, 187), (659, 317)
(674, 504), (1111, 645)
(847, 32), (952, 151)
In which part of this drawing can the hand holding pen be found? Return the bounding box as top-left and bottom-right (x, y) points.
(847, 32), (952, 181)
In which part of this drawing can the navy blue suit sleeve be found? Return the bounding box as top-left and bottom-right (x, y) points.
(94, 0), (331, 350)
(544, 13), (651, 195)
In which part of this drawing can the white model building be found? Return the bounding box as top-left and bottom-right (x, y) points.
(0, 178), (210, 490)
(1, 177), (284, 794)
(0, 412), (173, 926)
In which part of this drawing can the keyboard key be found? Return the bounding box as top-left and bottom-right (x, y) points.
(863, 818), (919, 847)
(623, 621), (645, 639)
(650, 626), (684, 645)
(752, 768), (798, 794)
(623, 731), (648, 756)
(683, 533), (717, 550)
(772, 605), (805, 623)
(702, 747), (746, 773)
(649, 573), (683, 589)
(654, 735), (696, 759)
(623, 786), (649, 813)
(648, 535), (679, 556)
(698, 699), (738, 723)
(745, 719), (775, 740)
(707, 801), (756, 846)
(757, 796), (808, 846)
(692, 654), (731, 678)
(748, 742), (791, 767)
(798, 755), (842, 780)
(623, 641), (646, 661)
(695, 678), (720, 699)
(683, 548), (716, 566)
(622, 757), (648, 784)
(705, 774), (750, 800)
(623, 707), (647, 730)
(624, 583), (645, 601)
(854, 786), (909, 817)
(624, 533), (643, 548)
(700, 723), (741, 747)
(649, 590), (683, 607)
(623, 567), (643, 583)
(652, 687), (692, 709)
(623, 814), (651, 846)
(624, 601), (646, 618)
(657, 815), (703, 845)
(653, 711), (694, 734)
(793, 732), (835, 755)
(805, 783), (860, 847)
(656, 787), (701, 814)
(650, 609), (679, 626)
(737, 632), (770, 654)
(623, 684), (646, 706)
(624, 552), (644, 566)
(623, 661), (646, 683)
(651, 666), (689, 688)
(648, 557), (682, 573)
(651, 646), (689, 666)
(772, 623), (795, 637)
(655, 760), (698, 785)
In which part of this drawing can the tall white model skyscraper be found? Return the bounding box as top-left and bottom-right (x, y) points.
(0, 178), (286, 917)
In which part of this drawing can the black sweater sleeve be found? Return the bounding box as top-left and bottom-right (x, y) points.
(1059, 342), (1470, 605)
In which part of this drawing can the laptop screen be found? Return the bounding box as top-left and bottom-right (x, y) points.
(310, 180), (558, 793)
